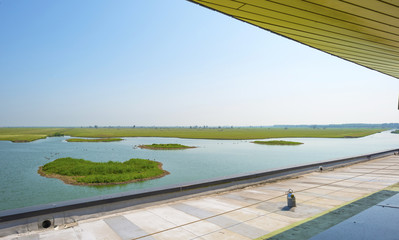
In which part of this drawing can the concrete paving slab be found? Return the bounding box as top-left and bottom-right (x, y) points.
(340, 188), (374, 194)
(366, 174), (399, 180)
(5, 234), (39, 240)
(226, 222), (269, 239)
(370, 178), (399, 185)
(316, 185), (345, 191)
(325, 191), (365, 201)
(373, 169), (399, 175)
(235, 205), (271, 216)
(171, 203), (215, 219)
(124, 210), (176, 234)
(343, 168), (376, 173)
(147, 206), (200, 226)
(222, 208), (261, 222)
(329, 180), (363, 187)
(206, 215), (240, 229)
(306, 197), (346, 209)
(247, 188), (286, 198)
(181, 220), (221, 236)
(242, 189), (283, 199)
(202, 198), (242, 212)
(349, 176), (377, 182)
(273, 204), (327, 219)
(79, 219), (122, 240)
(39, 228), (78, 240)
(309, 174), (352, 180)
(256, 201), (287, 213)
(259, 186), (293, 192)
(265, 212), (298, 225)
(290, 193), (318, 203)
(200, 229), (251, 240)
(205, 197), (258, 211)
(221, 193), (260, 204)
(150, 227), (197, 240)
(287, 182), (321, 188)
(183, 199), (235, 215)
(104, 215), (154, 240)
(245, 215), (289, 233)
(301, 187), (336, 195)
(323, 194), (361, 203)
(236, 190), (278, 201)
(354, 182), (390, 190)
(350, 165), (384, 169)
(299, 177), (338, 184)
(385, 166), (399, 170)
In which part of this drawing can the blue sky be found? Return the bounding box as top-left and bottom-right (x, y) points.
(1, 0), (398, 127)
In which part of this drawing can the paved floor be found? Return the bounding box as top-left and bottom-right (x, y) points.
(3, 155), (399, 240)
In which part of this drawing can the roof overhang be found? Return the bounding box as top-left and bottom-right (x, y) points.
(188, 0), (399, 79)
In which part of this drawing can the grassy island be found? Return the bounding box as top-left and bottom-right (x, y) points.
(66, 138), (123, 142)
(138, 143), (196, 150)
(252, 140), (304, 145)
(391, 130), (399, 134)
(38, 157), (168, 185)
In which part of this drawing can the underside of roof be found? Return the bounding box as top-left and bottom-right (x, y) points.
(188, 0), (399, 79)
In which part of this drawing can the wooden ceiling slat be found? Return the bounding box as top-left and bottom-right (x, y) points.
(239, 4), (399, 46)
(304, 0), (399, 27)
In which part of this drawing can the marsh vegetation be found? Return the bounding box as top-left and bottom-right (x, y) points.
(0, 127), (385, 142)
(252, 140), (304, 145)
(138, 143), (195, 150)
(66, 138), (123, 142)
(38, 157), (168, 185)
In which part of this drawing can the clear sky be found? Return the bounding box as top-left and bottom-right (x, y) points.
(1, 0), (398, 127)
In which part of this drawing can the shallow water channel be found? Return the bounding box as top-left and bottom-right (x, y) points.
(1, 131), (399, 210)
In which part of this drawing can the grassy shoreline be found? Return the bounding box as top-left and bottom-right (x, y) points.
(138, 143), (196, 150)
(66, 138), (123, 142)
(0, 127), (385, 142)
(252, 140), (304, 145)
(38, 157), (169, 186)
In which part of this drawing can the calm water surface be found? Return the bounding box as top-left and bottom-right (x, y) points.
(1, 131), (398, 210)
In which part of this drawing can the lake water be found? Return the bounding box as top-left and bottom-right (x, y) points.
(1, 131), (399, 211)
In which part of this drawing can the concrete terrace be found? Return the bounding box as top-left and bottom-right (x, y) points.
(2, 155), (399, 240)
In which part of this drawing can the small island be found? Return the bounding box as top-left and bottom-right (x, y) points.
(66, 138), (123, 142)
(252, 140), (304, 145)
(391, 130), (399, 134)
(38, 157), (168, 185)
(138, 143), (196, 150)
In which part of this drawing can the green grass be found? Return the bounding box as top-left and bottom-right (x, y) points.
(0, 127), (386, 142)
(38, 157), (168, 185)
(66, 138), (123, 142)
(0, 128), (67, 142)
(139, 143), (195, 150)
(391, 130), (399, 134)
(253, 140), (303, 145)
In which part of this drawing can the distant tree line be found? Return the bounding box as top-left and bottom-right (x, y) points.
(80, 123), (399, 129)
(273, 123), (399, 129)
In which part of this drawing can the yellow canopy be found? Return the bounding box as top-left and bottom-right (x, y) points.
(188, 0), (399, 79)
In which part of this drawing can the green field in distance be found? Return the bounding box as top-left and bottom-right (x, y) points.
(0, 127), (386, 142)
